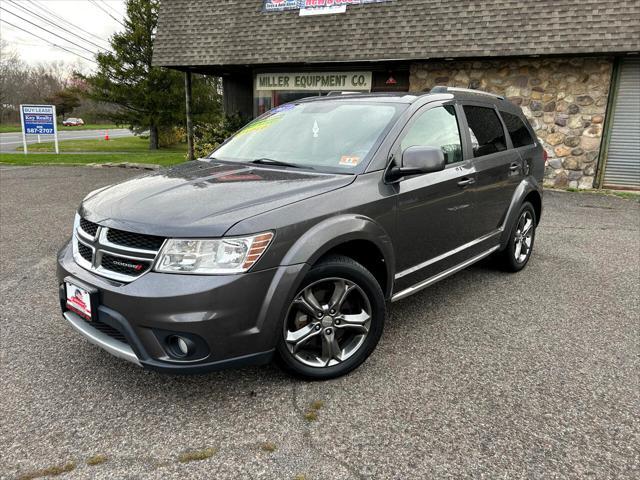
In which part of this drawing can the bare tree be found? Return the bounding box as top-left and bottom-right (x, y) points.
(0, 40), (24, 122)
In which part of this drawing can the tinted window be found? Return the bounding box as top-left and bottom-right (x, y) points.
(463, 106), (508, 157)
(401, 105), (463, 164)
(500, 110), (535, 148)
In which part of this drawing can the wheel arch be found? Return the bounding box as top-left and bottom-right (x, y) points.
(499, 178), (543, 249)
(281, 215), (396, 299)
(523, 190), (542, 226)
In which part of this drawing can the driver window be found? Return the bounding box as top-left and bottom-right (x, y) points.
(401, 105), (463, 165)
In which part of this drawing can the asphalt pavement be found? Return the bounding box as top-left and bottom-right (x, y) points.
(1, 166), (638, 479)
(0, 129), (134, 153)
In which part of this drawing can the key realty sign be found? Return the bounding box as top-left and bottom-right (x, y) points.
(20, 104), (59, 154)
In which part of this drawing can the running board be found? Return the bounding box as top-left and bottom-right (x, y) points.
(391, 245), (500, 302)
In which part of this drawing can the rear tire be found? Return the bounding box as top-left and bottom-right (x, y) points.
(495, 201), (537, 272)
(276, 255), (385, 380)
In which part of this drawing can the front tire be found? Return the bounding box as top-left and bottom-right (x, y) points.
(276, 255), (385, 380)
(496, 201), (537, 272)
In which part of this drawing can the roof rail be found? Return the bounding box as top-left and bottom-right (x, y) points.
(429, 86), (505, 100)
(326, 91), (362, 96)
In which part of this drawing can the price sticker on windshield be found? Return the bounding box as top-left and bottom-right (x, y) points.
(339, 155), (361, 167)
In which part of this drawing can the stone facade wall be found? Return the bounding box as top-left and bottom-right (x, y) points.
(410, 57), (614, 189)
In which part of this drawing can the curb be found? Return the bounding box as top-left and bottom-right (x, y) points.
(86, 162), (161, 171)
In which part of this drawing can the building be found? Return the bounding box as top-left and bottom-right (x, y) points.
(153, 0), (640, 190)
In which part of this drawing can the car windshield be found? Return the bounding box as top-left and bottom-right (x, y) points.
(212, 101), (404, 173)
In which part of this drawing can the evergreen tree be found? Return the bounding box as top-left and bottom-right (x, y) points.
(46, 89), (81, 118)
(79, 0), (220, 149)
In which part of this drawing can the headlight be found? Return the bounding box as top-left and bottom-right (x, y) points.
(154, 232), (274, 275)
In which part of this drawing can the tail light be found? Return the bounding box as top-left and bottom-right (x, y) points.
(543, 149), (549, 164)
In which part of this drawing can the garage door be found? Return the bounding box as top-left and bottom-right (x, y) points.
(603, 58), (640, 189)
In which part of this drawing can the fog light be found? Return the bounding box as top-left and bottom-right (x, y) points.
(167, 335), (194, 358)
(177, 338), (189, 355)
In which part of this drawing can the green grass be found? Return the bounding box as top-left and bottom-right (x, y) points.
(261, 442), (278, 452)
(606, 190), (640, 201)
(17, 135), (185, 153)
(177, 448), (217, 463)
(0, 123), (120, 133)
(1, 136), (187, 167)
(17, 462), (76, 480)
(558, 186), (640, 202)
(303, 410), (318, 422)
(86, 454), (109, 466)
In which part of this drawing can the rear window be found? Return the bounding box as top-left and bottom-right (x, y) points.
(500, 111), (535, 148)
(463, 105), (508, 158)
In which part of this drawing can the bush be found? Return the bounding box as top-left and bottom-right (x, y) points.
(192, 114), (247, 159)
(159, 126), (186, 147)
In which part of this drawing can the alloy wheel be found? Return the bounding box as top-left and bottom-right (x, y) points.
(284, 277), (372, 368)
(514, 210), (534, 263)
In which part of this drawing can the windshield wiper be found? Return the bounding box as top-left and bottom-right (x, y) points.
(250, 158), (310, 169)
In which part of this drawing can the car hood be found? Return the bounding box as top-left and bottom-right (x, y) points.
(80, 160), (355, 237)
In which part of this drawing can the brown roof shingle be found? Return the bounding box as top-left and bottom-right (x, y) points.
(153, 0), (640, 67)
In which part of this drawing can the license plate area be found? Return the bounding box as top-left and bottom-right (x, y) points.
(64, 277), (98, 321)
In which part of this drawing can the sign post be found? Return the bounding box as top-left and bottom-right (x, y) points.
(20, 104), (59, 155)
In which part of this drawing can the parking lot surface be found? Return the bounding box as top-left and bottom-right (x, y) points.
(1, 166), (638, 480)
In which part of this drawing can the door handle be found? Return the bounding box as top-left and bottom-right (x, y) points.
(510, 163), (521, 171)
(458, 178), (476, 187)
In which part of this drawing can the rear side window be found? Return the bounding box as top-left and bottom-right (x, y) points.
(401, 105), (463, 164)
(500, 111), (535, 148)
(463, 105), (507, 157)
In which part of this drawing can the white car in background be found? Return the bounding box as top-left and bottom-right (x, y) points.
(62, 118), (85, 127)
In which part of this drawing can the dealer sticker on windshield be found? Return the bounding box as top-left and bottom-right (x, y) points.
(65, 282), (93, 320)
(339, 155), (361, 167)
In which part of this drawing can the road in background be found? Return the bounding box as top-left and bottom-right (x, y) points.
(0, 129), (134, 153)
(1, 166), (638, 479)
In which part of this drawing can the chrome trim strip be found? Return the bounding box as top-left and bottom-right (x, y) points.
(391, 245), (500, 302)
(63, 311), (141, 365)
(77, 225), (96, 242)
(73, 234), (95, 271)
(95, 249), (154, 283)
(98, 227), (162, 256)
(395, 230), (501, 280)
(96, 248), (156, 263)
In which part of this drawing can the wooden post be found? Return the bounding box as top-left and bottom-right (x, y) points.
(185, 70), (195, 161)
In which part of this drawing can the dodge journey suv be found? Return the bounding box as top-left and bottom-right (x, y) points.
(57, 87), (544, 380)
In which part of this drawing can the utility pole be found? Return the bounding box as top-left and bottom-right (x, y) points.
(184, 70), (195, 161)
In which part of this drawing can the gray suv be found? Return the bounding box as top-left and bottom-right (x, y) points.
(57, 87), (544, 380)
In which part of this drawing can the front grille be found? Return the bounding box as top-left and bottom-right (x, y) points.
(80, 218), (99, 237)
(107, 228), (165, 251)
(101, 253), (151, 277)
(85, 319), (129, 344)
(78, 242), (93, 263)
(75, 219), (161, 282)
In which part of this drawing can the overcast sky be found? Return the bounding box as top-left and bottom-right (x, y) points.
(1, 0), (126, 72)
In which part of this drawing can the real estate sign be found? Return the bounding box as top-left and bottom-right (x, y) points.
(20, 104), (59, 154)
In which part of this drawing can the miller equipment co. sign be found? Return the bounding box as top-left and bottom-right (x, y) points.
(256, 72), (373, 91)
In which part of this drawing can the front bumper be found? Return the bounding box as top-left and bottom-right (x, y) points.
(57, 241), (305, 373)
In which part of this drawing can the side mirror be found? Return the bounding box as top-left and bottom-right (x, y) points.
(387, 146), (446, 182)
